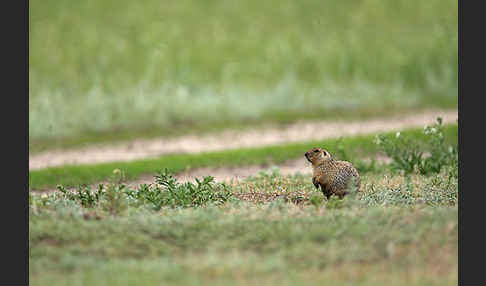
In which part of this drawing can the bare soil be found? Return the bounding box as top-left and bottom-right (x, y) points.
(30, 109), (457, 170)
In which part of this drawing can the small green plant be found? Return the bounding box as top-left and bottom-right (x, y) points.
(325, 196), (346, 209)
(374, 133), (423, 174)
(104, 182), (127, 215)
(111, 169), (126, 185)
(375, 117), (457, 174)
(419, 118), (458, 174)
(309, 193), (324, 208)
(57, 184), (102, 207)
(151, 169), (233, 209)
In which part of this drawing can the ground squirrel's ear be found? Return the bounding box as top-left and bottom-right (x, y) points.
(322, 150), (331, 159)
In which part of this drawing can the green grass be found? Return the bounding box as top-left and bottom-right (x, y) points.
(29, 124), (458, 190)
(30, 0), (457, 145)
(29, 118), (458, 285)
(29, 206), (458, 286)
(30, 167), (458, 285)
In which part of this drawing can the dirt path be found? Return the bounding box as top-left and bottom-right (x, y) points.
(29, 109), (457, 170)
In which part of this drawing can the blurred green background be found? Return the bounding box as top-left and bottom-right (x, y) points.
(29, 0), (457, 148)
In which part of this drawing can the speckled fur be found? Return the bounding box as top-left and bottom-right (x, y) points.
(305, 147), (360, 199)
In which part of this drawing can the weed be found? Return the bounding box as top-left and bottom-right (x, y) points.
(104, 182), (127, 215)
(374, 133), (423, 174)
(55, 169), (233, 210)
(375, 117), (457, 175)
(325, 196), (346, 209)
(419, 118), (458, 174)
(147, 169), (233, 209)
(57, 184), (100, 207)
(309, 193), (324, 208)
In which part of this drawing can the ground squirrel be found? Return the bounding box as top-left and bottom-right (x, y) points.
(305, 147), (360, 199)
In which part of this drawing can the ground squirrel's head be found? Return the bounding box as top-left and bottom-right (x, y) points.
(305, 147), (332, 165)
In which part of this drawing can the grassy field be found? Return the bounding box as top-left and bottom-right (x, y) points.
(30, 167), (458, 285)
(29, 1), (458, 283)
(29, 117), (458, 285)
(29, 0), (457, 149)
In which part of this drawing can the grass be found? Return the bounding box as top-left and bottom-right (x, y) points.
(29, 123), (458, 190)
(30, 167), (458, 285)
(29, 0), (457, 146)
(30, 206), (458, 286)
(29, 122), (458, 285)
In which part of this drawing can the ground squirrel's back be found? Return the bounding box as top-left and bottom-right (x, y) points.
(316, 160), (360, 193)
